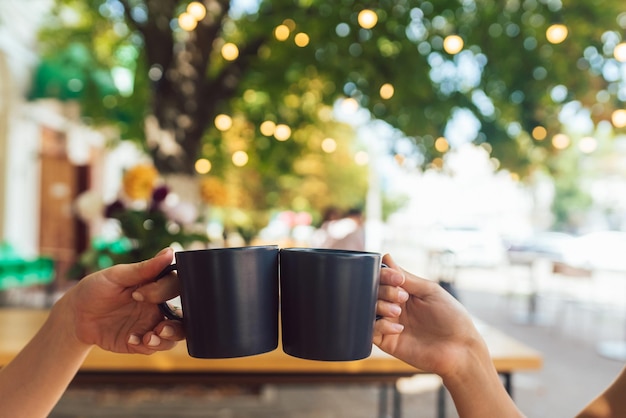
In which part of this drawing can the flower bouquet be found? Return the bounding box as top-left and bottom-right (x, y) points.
(69, 164), (209, 278)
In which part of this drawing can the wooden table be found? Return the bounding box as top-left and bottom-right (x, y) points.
(0, 309), (542, 418)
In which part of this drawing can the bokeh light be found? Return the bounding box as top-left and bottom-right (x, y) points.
(546, 24), (568, 44)
(552, 133), (570, 149)
(321, 137), (337, 153)
(294, 33), (310, 47)
(354, 151), (369, 165)
(274, 124), (292, 141)
(178, 12), (197, 31)
(358, 10), (378, 29)
(195, 158), (212, 174)
(434, 137), (449, 153)
(578, 136), (597, 154)
(187, 2), (206, 21)
(260, 120), (276, 136)
(232, 151), (249, 167)
(532, 126), (547, 140)
(443, 35), (464, 55)
(275, 25), (290, 41)
(614, 42), (626, 62)
(612, 109), (626, 128)
(221, 43), (239, 61)
(214, 114), (233, 131)
(379, 83), (395, 100)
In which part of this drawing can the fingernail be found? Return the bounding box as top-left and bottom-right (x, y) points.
(391, 323), (405, 332)
(156, 247), (170, 256)
(148, 334), (161, 347)
(390, 304), (402, 316)
(132, 291), (144, 302)
(128, 334), (140, 345)
(159, 325), (174, 338)
(398, 289), (409, 302)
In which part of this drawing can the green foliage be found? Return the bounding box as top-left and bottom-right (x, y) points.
(31, 0), (626, 227)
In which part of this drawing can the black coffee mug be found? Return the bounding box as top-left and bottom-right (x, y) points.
(158, 245), (279, 358)
(279, 248), (382, 361)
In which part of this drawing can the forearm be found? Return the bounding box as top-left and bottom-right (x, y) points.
(0, 308), (92, 418)
(576, 366), (626, 418)
(443, 340), (525, 418)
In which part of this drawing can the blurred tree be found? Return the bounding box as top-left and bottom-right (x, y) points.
(31, 0), (626, 208)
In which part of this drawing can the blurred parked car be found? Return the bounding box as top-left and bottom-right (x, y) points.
(561, 231), (626, 272)
(505, 231), (575, 265)
(424, 225), (507, 268)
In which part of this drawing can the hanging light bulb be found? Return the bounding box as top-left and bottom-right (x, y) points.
(546, 24), (568, 44)
(358, 9), (378, 29)
(614, 42), (626, 62)
(443, 35), (464, 55)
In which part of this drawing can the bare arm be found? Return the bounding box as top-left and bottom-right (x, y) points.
(576, 366), (626, 418)
(0, 248), (184, 418)
(374, 254), (525, 418)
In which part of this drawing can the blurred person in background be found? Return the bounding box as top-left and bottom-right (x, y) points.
(312, 207), (366, 251)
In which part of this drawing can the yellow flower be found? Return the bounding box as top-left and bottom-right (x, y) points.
(122, 164), (159, 200)
(200, 177), (228, 206)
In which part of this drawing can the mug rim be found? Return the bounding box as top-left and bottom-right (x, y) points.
(280, 247), (380, 257)
(177, 245), (279, 254)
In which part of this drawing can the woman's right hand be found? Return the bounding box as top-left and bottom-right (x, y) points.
(374, 254), (487, 380)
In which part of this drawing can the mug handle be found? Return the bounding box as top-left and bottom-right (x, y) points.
(156, 263), (182, 321)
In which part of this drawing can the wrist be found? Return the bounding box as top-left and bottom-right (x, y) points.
(48, 293), (93, 354)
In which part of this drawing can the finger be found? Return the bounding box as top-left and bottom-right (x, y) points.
(142, 331), (179, 351)
(376, 299), (402, 318)
(154, 320), (185, 341)
(380, 262), (405, 287)
(107, 248), (174, 288)
(133, 272), (181, 303)
(372, 319), (404, 346)
(378, 284), (409, 304)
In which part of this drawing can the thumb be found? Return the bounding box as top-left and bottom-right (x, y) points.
(106, 248), (174, 288)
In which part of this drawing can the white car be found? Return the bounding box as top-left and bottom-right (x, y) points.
(561, 231), (626, 272)
(424, 226), (507, 268)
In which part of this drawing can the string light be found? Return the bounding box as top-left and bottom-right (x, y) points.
(379, 83), (394, 100)
(552, 133), (570, 149)
(260, 120), (276, 136)
(443, 35), (464, 55)
(294, 33), (310, 47)
(358, 10), (378, 29)
(221, 43), (239, 61)
(195, 158), (212, 174)
(232, 151), (249, 167)
(434, 137), (449, 153)
(274, 124), (291, 141)
(274, 25), (290, 41)
(578, 136), (597, 154)
(614, 42), (626, 62)
(187, 2), (206, 21)
(178, 12), (197, 31)
(321, 138), (337, 153)
(532, 126), (547, 140)
(214, 114), (233, 131)
(612, 109), (626, 128)
(546, 24), (568, 44)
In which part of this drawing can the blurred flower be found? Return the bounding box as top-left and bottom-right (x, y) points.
(74, 190), (104, 222)
(71, 167), (209, 278)
(200, 176), (228, 206)
(163, 201), (198, 225)
(122, 164), (159, 200)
